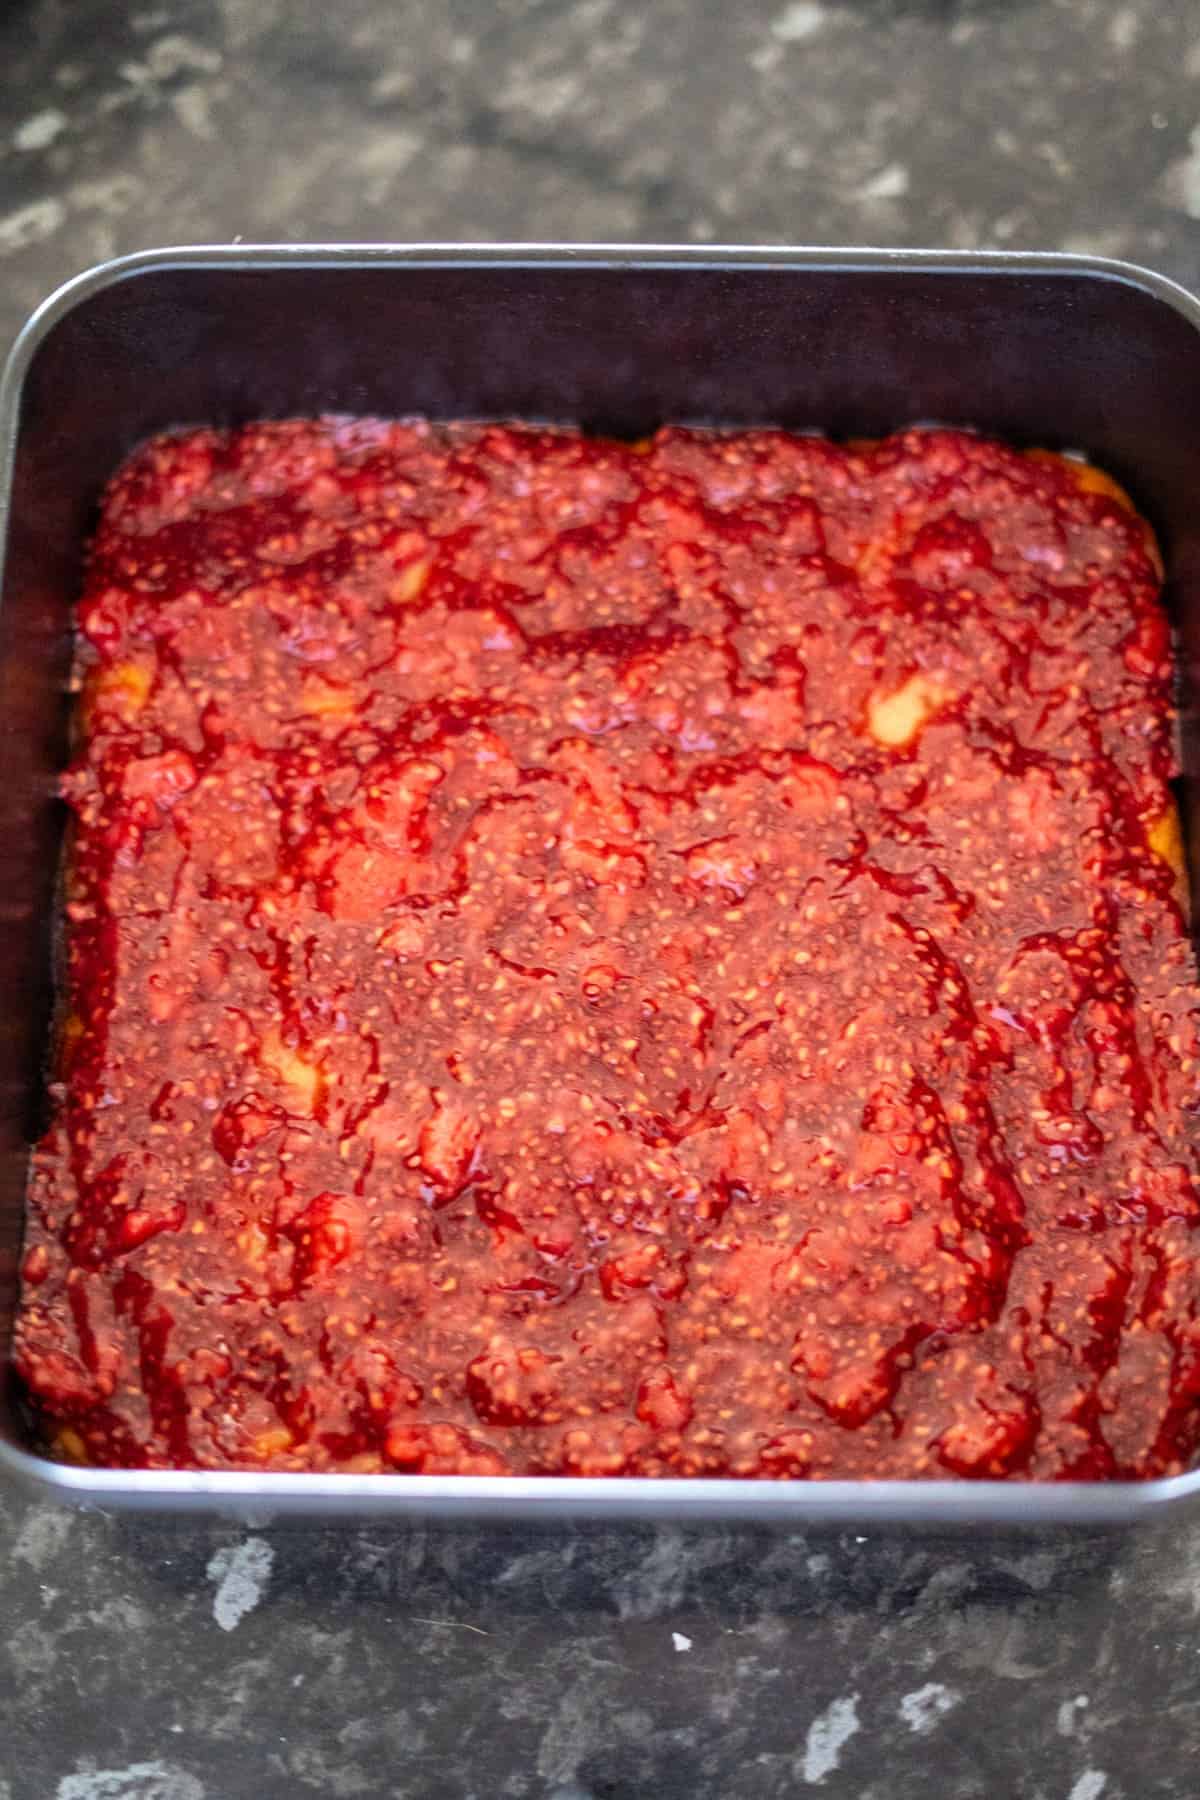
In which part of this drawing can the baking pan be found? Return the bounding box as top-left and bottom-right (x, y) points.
(3, 243), (1200, 1524)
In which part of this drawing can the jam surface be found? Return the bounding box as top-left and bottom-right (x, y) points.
(14, 418), (1200, 1480)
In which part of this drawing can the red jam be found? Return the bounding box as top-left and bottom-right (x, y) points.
(14, 419), (1200, 1480)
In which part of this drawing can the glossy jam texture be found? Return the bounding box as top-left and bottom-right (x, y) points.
(14, 419), (1200, 1480)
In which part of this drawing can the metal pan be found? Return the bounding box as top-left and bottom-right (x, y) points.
(2, 244), (1199, 1524)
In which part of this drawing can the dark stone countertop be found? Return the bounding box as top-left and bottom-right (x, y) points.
(3, 1), (1200, 1795)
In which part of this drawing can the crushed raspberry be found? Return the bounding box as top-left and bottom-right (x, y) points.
(14, 419), (1200, 1481)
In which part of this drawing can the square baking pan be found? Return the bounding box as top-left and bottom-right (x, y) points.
(3, 243), (1200, 1525)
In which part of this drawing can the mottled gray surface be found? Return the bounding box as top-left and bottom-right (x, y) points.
(4, 0), (1200, 1795)
(1, 0), (1200, 352)
(5, 1504), (1200, 1800)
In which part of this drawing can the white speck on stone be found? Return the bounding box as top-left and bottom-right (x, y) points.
(1067, 1773), (1107, 1800)
(206, 1535), (274, 1632)
(802, 1694), (860, 1785)
(496, 68), (582, 122)
(1057, 1693), (1090, 1736)
(69, 174), (144, 217)
(858, 163), (910, 201)
(771, 2), (826, 43)
(359, 130), (423, 175)
(672, 1632), (693, 1653)
(1163, 123), (1200, 219)
(0, 198), (65, 256)
(171, 83), (217, 140)
(748, 41), (785, 73)
(146, 34), (223, 79)
(56, 1762), (205, 1800)
(13, 108), (67, 151)
(357, 129), (424, 204)
(899, 1683), (961, 1735)
(1108, 7), (1138, 51)
(13, 1507), (74, 1569)
(370, 65), (413, 102)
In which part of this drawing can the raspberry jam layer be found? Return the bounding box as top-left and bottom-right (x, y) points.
(14, 419), (1200, 1480)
